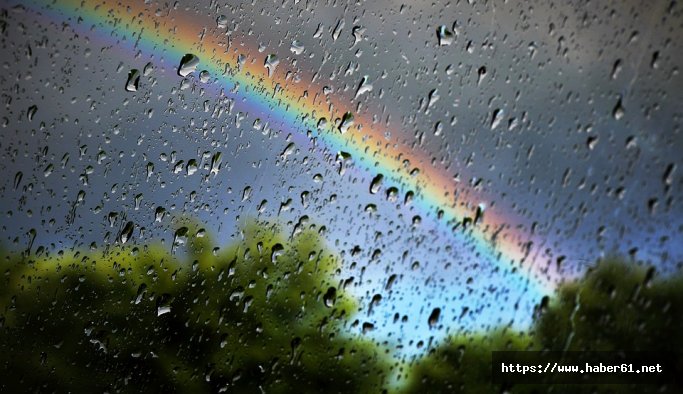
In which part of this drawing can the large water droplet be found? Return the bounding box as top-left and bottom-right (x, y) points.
(125, 69), (140, 92)
(370, 174), (383, 194)
(177, 54), (199, 77)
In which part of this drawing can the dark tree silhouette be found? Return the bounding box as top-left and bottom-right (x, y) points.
(0, 220), (389, 393)
(403, 257), (683, 394)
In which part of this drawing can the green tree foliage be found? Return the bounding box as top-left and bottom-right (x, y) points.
(403, 257), (683, 394)
(3, 227), (680, 394)
(535, 258), (683, 353)
(0, 221), (389, 393)
(401, 329), (535, 394)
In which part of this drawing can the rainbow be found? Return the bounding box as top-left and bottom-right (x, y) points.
(11, 0), (564, 295)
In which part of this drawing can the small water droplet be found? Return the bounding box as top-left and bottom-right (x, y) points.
(13, 171), (22, 190)
(134, 283), (147, 305)
(157, 305), (171, 316)
(587, 135), (598, 150)
(119, 221), (134, 244)
(242, 186), (252, 201)
(404, 191), (414, 205)
(351, 26), (365, 47)
(313, 23), (324, 38)
(436, 25), (454, 46)
(143, 62), (154, 76)
(651, 51), (660, 69)
(490, 108), (504, 130)
(613, 98), (625, 120)
(43, 164), (53, 177)
(336, 151), (351, 175)
(172, 227), (189, 253)
(210, 152), (222, 175)
(290, 40), (304, 55)
(428, 307), (441, 328)
(301, 191), (310, 207)
(317, 117), (328, 130)
(355, 76), (373, 98)
(27, 105), (37, 121)
(264, 54), (279, 77)
(216, 15), (228, 29)
(323, 287), (337, 307)
(663, 163), (676, 186)
(107, 212), (118, 227)
(332, 19), (344, 41)
(155, 206), (166, 222)
(386, 187), (399, 202)
(281, 142), (295, 159)
(134, 193), (143, 210)
(426, 89), (439, 112)
(199, 70), (210, 83)
(236, 54), (246, 70)
(271, 243), (284, 263)
(477, 66), (487, 84)
(611, 59), (622, 79)
(146, 162), (154, 179)
(338, 112), (354, 134)
(186, 159), (198, 176)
